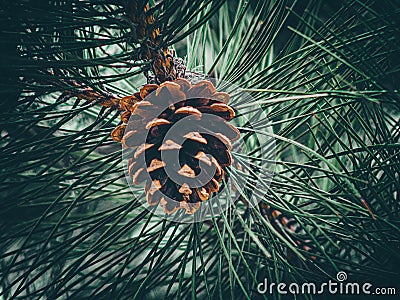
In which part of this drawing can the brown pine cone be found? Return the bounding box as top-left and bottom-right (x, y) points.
(111, 79), (240, 215)
(259, 203), (317, 260)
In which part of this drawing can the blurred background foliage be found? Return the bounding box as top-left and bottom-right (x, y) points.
(0, 0), (399, 299)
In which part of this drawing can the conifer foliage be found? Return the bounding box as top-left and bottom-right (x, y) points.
(0, 1), (399, 299)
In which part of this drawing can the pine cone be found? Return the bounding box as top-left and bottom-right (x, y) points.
(111, 79), (240, 215)
(126, 1), (176, 83)
(259, 202), (317, 261)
